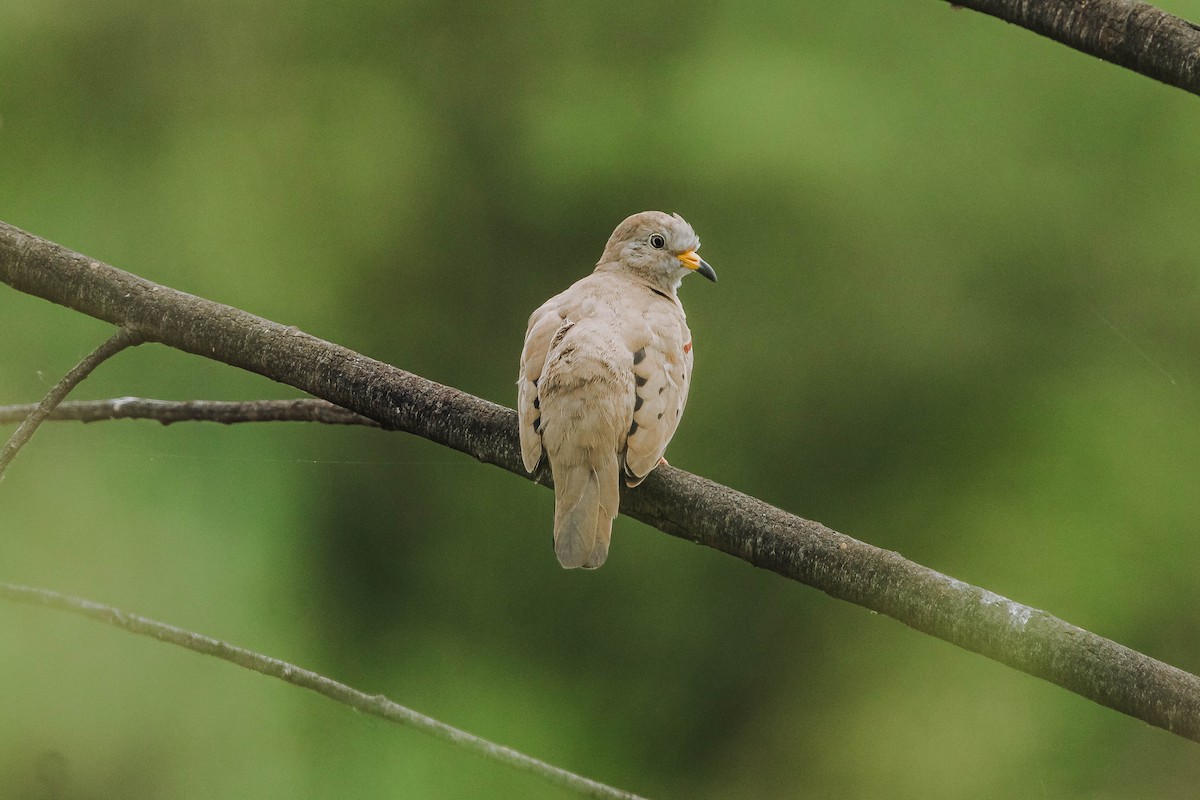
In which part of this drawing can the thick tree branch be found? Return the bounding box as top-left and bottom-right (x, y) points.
(3, 219), (1199, 743)
(0, 398), (377, 427)
(946, 0), (1200, 97)
(0, 582), (646, 800)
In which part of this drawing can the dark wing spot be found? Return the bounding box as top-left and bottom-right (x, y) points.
(533, 416), (542, 432)
(650, 287), (670, 300)
(532, 395), (540, 410)
(634, 395), (644, 412)
(633, 347), (646, 365)
(628, 420), (639, 437)
(658, 386), (664, 395)
(635, 375), (647, 387)
(657, 412), (663, 419)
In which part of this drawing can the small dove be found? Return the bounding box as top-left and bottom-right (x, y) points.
(517, 211), (717, 569)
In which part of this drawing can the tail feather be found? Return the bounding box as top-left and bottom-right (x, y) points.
(580, 513), (611, 569)
(552, 456), (619, 569)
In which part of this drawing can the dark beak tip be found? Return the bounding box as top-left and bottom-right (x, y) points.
(699, 261), (718, 283)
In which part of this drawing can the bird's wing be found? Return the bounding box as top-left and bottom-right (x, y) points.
(518, 298), (570, 474)
(536, 283), (635, 568)
(622, 293), (694, 486)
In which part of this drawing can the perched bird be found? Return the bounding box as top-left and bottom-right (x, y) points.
(517, 211), (717, 569)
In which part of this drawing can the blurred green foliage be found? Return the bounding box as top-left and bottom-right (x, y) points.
(4, 1), (1200, 797)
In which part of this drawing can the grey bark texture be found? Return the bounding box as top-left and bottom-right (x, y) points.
(3, 219), (1199, 743)
(949, 0), (1200, 96)
(0, 398), (378, 427)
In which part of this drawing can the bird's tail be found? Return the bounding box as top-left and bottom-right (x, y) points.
(551, 455), (619, 569)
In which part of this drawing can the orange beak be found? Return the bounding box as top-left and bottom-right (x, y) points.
(678, 250), (717, 282)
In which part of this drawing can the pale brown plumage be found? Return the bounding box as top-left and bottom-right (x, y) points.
(517, 211), (716, 568)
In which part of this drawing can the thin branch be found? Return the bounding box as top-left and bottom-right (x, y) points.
(0, 397), (378, 427)
(0, 582), (646, 800)
(0, 327), (142, 480)
(946, 0), (1200, 97)
(2, 220), (1199, 742)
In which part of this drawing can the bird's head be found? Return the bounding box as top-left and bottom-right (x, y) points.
(597, 211), (717, 291)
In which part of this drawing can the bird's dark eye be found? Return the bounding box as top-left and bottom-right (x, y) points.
(649, 234), (666, 250)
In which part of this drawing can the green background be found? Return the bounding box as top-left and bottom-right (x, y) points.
(3, 2), (1200, 797)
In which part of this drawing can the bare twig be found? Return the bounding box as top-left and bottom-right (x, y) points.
(2, 220), (1200, 742)
(0, 327), (142, 480)
(0, 397), (378, 427)
(945, 0), (1200, 97)
(0, 582), (647, 800)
